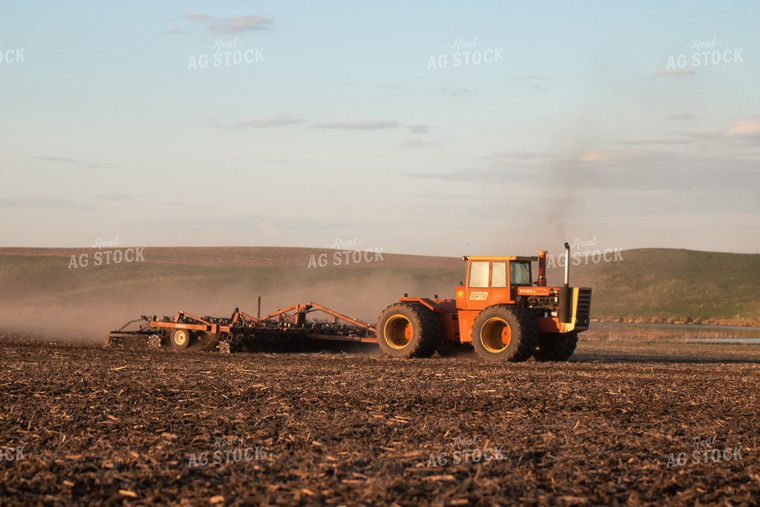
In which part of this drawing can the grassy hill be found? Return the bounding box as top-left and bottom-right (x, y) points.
(0, 246), (758, 339)
(567, 248), (760, 325)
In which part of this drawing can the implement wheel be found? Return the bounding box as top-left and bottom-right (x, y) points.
(471, 305), (537, 362)
(534, 332), (578, 361)
(376, 303), (441, 358)
(170, 329), (193, 350)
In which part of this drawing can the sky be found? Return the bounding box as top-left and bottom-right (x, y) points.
(1, 1), (759, 257)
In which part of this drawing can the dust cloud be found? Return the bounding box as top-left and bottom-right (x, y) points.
(0, 247), (462, 344)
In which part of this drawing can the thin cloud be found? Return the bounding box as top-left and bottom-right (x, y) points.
(409, 124), (433, 134)
(620, 138), (693, 146)
(405, 172), (466, 182)
(96, 192), (139, 201)
(665, 113), (694, 121)
(516, 75), (551, 91)
(398, 140), (442, 149)
(483, 151), (559, 163)
(668, 131), (721, 143)
(315, 121), (399, 130)
(184, 14), (213, 23)
(34, 157), (100, 169)
(409, 150), (760, 199)
(575, 150), (646, 164)
(652, 69), (696, 78)
(235, 115), (303, 128)
(515, 75), (551, 81)
(0, 197), (82, 209)
(183, 14), (274, 34)
(443, 87), (477, 97)
(723, 119), (760, 137)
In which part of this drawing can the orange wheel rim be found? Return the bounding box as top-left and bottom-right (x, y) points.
(480, 317), (511, 353)
(384, 315), (413, 349)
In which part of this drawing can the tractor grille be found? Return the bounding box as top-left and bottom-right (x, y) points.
(575, 288), (592, 328)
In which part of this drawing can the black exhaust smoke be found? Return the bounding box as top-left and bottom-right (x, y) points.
(559, 242), (572, 324)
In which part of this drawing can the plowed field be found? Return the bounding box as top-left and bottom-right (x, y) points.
(1, 336), (759, 505)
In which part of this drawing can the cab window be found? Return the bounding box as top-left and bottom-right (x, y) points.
(469, 261), (489, 288)
(510, 261), (531, 285)
(492, 261), (507, 288)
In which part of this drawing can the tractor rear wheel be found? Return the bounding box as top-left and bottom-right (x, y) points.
(471, 305), (538, 362)
(376, 303), (441, 358)
(170, 328), (193, 350)
(534, 332), (578, 361)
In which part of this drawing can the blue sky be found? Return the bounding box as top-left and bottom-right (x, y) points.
(1, 1), (759, 256)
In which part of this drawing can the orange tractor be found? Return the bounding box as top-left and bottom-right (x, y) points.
(376, 243), (591, 361)
(109, 243), (590, 361)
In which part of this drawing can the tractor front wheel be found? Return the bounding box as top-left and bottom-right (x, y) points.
(534, 332), (578, 361)
(471, 305), (538, 362)
(376, 303), (441, 358)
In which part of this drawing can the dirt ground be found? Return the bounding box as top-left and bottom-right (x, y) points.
(1, 335), (759, 506)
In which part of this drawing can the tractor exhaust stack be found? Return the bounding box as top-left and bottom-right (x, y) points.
(537, 250), (547, 286)
(559, 242), (572, 323)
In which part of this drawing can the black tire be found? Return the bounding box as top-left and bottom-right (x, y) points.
(170, 328), (193, 350)
(471, 305), (538, 362)
(558, 331), (578, 361)
(534, 332), (578, 361)
(376, 302), (441, 358)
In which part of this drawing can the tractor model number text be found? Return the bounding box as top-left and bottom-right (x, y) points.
(469, 291), (488, 301)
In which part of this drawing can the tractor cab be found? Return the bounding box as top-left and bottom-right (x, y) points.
(456, 256), (537, 311)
